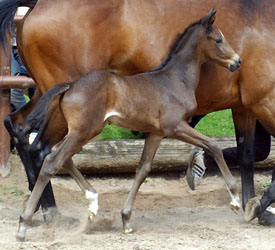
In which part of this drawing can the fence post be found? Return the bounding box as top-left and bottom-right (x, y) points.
(0, 41), (11, 177)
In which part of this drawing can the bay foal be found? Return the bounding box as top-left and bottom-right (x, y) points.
(16, 10), (241, 241)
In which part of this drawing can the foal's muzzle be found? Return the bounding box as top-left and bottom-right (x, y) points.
(229, 57), (242, 72)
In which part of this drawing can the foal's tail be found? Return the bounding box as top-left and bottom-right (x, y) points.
(0, 0), (37, 55)
(26, 83), (71, 131)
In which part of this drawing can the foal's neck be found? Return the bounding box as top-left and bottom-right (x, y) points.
(163, 28), (204, 90)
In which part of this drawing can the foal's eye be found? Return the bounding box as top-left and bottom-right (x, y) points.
(215, 38), (222, 45)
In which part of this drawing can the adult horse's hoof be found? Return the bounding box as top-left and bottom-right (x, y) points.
(43, 206), (59, 223)
(245, 197), (262, 222)
(258, 210), (275, 226)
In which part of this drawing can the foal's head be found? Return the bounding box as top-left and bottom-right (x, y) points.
(196, 9), (241, 72)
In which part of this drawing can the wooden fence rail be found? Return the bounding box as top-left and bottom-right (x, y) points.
(65, 137), (275, 174)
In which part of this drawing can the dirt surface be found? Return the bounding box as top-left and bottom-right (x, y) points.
(0, 154), (274, 250)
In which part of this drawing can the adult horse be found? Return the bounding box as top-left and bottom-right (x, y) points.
(16, 10), (241, 240)
(0, 0), (275, 223)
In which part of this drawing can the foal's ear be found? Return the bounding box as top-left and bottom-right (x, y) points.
(202, 8), (216, 29)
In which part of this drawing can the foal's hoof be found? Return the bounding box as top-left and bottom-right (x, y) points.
(230, 203), (240, 214)
(258, 210), (275, 226)
(15, 233), (26, 242)
(16, 224), (27, 242)
(244, 197), (261, 222)
(88, 212), (96, 222)
(123, 226), (133, 234)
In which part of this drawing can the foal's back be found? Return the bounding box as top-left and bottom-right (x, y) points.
(61, 70), (177, 132)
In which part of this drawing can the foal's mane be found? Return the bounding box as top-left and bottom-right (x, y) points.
(149, 17), (206, 72)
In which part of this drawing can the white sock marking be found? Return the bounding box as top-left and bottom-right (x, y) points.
(85, 190), (99, 216)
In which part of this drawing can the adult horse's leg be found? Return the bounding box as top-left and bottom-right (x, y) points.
(170, 121), (240, 212)
(258, 181), (275, 225)
(121, 133), (163, 234)
(247, 104), (275, 225)
(232, 109), (256, 210)
(4, 89), (57, 214)
(245, 181), (275, 224)
(26, 102), (70, 218)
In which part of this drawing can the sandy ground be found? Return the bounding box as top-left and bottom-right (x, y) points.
(0, 154), (274, 250)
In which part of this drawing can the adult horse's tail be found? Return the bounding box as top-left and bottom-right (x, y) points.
(26, 83), (70, 132)
(0, 0), (37, 55)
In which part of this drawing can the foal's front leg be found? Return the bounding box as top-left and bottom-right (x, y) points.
(171, 121), (240, 213)
(121, 133), (163, 233)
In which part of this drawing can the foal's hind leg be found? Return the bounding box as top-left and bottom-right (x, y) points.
(121, 133), (163, 234)
(63, 159), (99, 220)
(4, 90), (57, 213)
(170, 122), (240, 213)
(16, 127), (98, 241)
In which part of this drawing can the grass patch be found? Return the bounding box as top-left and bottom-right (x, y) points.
(11, 187), (24, 197)
(2, 186), (8, 195)
(194, 109), (235, 136)
(97, 109), (235, 140)
(1, 186), (24, 198)
(98, 124), (144, 140)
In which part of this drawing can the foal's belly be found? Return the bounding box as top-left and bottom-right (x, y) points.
(107, 113), (162, 134)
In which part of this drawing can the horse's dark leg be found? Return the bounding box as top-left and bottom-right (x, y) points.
(121, 133), (163, 234)
(26, 104), (69, 219)
(259, 180), (275, 214)
(4, 93), (57, 215)
(4, 111), (35, 189)
(232, 109), (256, 211)
(257, 171), (275, 226)
(245, 180), (275, 225)
(28, 138), (58, 219)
